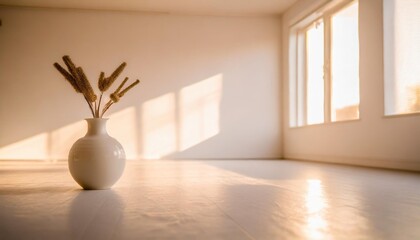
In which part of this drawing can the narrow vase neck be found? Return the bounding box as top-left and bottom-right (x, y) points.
(85, 118), (109, 136)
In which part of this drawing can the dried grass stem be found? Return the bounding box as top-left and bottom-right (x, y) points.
(53, 63), (81, 93)
(54, 56), (140, 118)
(76, 67), (97, 102)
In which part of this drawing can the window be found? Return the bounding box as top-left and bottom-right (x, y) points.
(384, 0), (420, 115)
(289, 0), (359, 127)
(330, 3), (359, 121)
(306, 21), (325, 125)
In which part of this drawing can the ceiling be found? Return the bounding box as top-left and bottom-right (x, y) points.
(0, 0), (298, 17)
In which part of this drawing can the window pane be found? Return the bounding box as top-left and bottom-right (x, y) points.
(306, 22), (325, 125)
(384, 0), (420, 115)
(331, 2), (360, 121)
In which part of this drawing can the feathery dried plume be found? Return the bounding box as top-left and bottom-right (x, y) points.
(62, 56), (79, 81)
(108, 77), (129, 103)
(119, 79), (140, 97)
(53, 63), (81, 93)
(98, 72), (105, 91)
(101, 62), (127, 92)
(53, 55), (141, 118)
(109, 62), (126, 82)
(115, 77), (129, 94)
(101, 79), (140, 117)
(109, 77), (135, 103)
(76, 67), (97, 102)
(110, 93), (120, 103)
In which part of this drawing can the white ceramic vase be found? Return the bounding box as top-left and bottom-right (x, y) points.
(68, 118), (126, 190)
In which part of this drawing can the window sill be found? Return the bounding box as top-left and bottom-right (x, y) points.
(289, 118), (361, 129)
(383, 111), (420, 119)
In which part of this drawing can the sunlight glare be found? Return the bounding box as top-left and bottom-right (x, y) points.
(305, 179), (328, 239)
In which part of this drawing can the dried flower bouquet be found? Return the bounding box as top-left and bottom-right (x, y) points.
(54, 56), (140, 118)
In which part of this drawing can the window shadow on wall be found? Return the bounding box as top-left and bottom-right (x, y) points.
(0, 74), (223, 161)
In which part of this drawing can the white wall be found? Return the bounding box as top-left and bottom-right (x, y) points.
(0, 6), (282, 160)
(282, 0), (420, 171)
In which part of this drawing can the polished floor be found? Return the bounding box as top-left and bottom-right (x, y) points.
(0, 160), (419, 239)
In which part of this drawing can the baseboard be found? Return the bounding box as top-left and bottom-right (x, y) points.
(284, 153), (420, 172)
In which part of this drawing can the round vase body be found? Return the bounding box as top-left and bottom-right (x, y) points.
(68, 118), (126, 190)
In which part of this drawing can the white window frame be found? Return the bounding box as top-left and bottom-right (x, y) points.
(289, 0), (359, 128)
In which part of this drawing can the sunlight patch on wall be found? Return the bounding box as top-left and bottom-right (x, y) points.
(0, 107), (138, 161)
(0, 133), (49, 160)
(1, 74), (223, 160)
(50, 120), (85, 160)
(140, 74), (223, 159)
(108, 107), (137, 159)
(179, 74), (223, 151)
(142, 93), (177, 159)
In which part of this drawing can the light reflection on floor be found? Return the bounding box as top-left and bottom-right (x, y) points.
(304, 179), (328, 239)
(0, 160), (420, 239)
